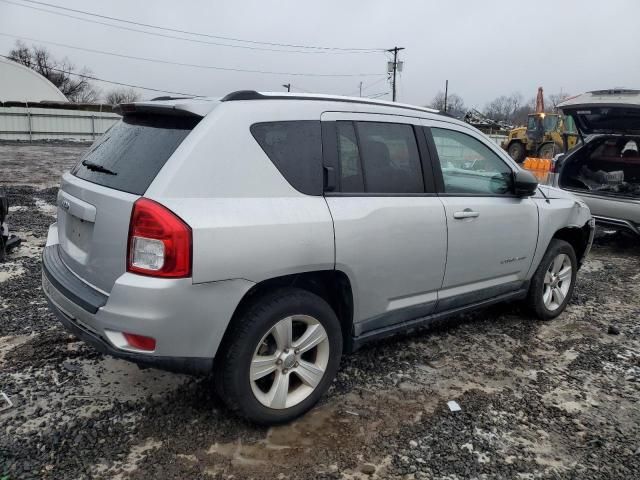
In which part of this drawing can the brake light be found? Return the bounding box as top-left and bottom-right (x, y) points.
(127, 198), (192, 278)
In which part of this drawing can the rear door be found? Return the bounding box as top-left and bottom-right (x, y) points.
(321, 112), (447, 335)
(424, 121), (538, 311)
(57, 113), (200, 293)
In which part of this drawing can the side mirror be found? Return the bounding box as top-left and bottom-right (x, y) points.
(513, 169), (538, 197)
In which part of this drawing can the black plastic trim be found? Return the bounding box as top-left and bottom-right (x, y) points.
(42, 245), (107, 314)
(355, 300), (436, 336)
(47, 297), (213, 375)
(351, 286), (529, 351)
(435, 280), (526, 313)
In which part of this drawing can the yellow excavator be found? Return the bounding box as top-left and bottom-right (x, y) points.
(502, 87), (579, 163)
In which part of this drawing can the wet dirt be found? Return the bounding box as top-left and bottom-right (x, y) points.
(1, 144), (639, 479)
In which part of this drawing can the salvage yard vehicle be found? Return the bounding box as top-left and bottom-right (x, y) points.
(0, 188), (21, 261)
(502, 88), (580, 162)
(42, 91), (594, 424)
(550, 89), (640, 236)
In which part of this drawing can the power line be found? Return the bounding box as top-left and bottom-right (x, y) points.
(1, 0), (377, 55)
(347, 76), (388, 96)
(289, 84), (313, 93)
(0, 33), (386, 78)
(0, 54), (201, 96)
(366, 92), (390, 99)
(9, 0), (384, 53)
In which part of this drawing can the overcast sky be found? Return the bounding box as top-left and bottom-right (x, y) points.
(1, 0), (639, 107)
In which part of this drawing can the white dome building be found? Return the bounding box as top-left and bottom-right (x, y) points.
(0, 57), (68, 102)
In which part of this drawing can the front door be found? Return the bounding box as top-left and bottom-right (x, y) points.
(425, 122), (539, 311)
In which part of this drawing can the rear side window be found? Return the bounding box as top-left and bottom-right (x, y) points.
(356, 122), (424, 193)
(336, 121), (364, 192)
(251, 121), (322, 195)
(72, 114), (199, 195)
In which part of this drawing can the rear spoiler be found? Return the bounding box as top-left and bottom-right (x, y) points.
(115, 98), (219, 118)
(115, 103), (202, 117)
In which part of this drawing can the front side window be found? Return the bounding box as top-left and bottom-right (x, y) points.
(251, 121), (322, 195)
(355, 122), (424, 193)
(431, 128), (513, 195)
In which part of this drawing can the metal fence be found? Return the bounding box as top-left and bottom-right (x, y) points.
(0, 107), (120, 142)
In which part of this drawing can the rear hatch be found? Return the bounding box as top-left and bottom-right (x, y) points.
(558, 89), (640, 136)
(57, 109), (201, 293)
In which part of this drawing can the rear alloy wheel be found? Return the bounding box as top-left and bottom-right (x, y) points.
(216, 288), (342, 424)
(526, 239), (577, 320)
(508, 142), (526, 163)
(250, 315), (330, 409)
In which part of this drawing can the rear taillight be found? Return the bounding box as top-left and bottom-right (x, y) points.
(127, 198), (192, 278)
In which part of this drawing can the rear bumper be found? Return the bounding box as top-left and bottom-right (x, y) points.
(42, 225), (255, 374)
(45, 292), (213, 374)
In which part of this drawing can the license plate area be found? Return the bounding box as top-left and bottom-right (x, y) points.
(59, 210), (94, 264)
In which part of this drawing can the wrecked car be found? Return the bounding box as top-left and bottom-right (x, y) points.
(551, 89), (640, 236)
(0, 188), (21, 261)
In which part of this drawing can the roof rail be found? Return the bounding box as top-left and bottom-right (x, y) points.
(150, 95), (194, 101)
(220, 90), (442, 116)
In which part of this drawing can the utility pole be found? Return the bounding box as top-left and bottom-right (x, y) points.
(386, 46), (405, 102)
(282, 83), (291, 92)
(359, 81), (363, 97)
(444, 79), (449, 112)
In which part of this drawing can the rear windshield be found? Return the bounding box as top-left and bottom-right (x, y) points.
(71, 114), (200, 195)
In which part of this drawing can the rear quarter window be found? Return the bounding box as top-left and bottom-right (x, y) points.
(71, 114), (199, 195)
(250, 121), (322, 195)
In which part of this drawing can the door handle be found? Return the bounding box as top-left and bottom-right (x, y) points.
(453, 209), (480, 219)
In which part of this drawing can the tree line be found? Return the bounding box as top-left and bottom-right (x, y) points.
(428, 90), (571, 126)
(7, 41), (140, 105)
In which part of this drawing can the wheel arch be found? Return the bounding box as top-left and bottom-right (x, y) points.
(220, 270), (355, 357)
(551, 224), (591, 266)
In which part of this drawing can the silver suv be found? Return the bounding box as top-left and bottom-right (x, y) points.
(42, 91), (594, 424)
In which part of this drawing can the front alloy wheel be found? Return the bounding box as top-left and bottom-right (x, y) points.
(526, 239), (577, 320)
(542, 253), (572, 311)
(250, 315), (330, 409)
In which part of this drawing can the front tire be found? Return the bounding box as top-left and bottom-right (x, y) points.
(538, 142), (560, 159)
(526, 239), (577, 320)
(508, 142), (526, 163)
(216, 288), (343, 425)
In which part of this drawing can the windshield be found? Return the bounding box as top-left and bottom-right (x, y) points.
(543, 115), (559, 132)
(72, 114), (200, 195)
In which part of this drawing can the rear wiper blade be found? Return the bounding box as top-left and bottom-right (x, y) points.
(81, 160), (117, 175)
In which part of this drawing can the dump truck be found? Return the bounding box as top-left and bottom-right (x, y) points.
(502, 87), (579, 162)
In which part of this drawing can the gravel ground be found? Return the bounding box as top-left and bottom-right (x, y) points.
(1, 144), (639, 479)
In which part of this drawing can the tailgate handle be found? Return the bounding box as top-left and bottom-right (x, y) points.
(453, 209), (480, 219)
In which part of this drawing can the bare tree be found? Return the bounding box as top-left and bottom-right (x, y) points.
(484, 92), (531, 125)
(429, 91), (465, 117)
(8, 41), (99, 103)
(104, 88), (141, 105)
(547, 92), (571, 111)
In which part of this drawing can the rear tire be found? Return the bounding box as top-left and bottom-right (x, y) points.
(526, 239), (577, 320)
(508, 142), (526, 163)
(216, 288), (343, 425)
